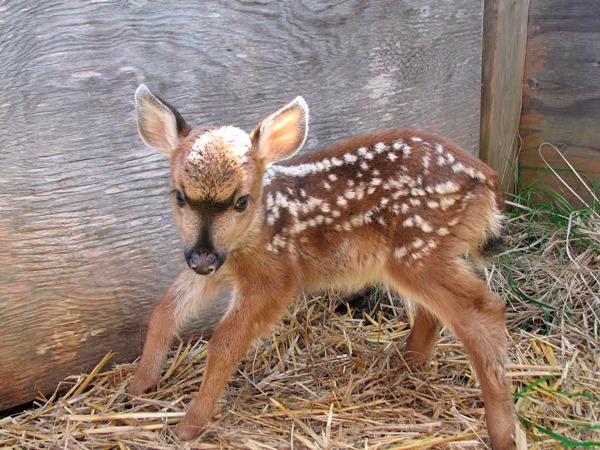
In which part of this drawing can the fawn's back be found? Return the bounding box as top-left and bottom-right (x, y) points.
(255, 129), (504, 293)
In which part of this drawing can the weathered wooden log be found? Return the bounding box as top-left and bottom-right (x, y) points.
(0, 0), (483, 410)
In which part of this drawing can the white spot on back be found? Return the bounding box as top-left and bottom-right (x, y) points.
(433, 181), (461, 195)
(344, 189), (356, 200)
(350, 215), (363, 227)
(422, 154), (431, 169)
(412, 238), (424, 248)
(374, 142), (387, 153)
(450, 161), (482, 179)
(439, 197), (457, 210)
(403, 214), (433, 232)
(344, 153), (358, 164)
(266, 193), (274, 209)
(437, 227), (450, 236)
(395, 246), (408, 258)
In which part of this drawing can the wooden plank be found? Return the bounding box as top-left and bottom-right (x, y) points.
(480, 0), (530, 192)
(0, 0), (483, 410)
(519, 144), (599, 205)
(518, 0), (600, 205)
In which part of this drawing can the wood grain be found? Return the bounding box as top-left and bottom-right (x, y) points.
(0, 0), (483, 410)
(518, 0), (600, 205)
(480, 0), (529, 192)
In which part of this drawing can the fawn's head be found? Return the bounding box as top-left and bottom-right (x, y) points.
(134, 85), (308, 275)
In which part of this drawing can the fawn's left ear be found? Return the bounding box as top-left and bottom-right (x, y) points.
(135, 84), (190, 156)
(250, 96), (309, 165)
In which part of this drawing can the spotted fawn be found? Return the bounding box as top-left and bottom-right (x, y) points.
(128, 85), (516, 449)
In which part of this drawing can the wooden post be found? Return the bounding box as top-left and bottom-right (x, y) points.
(480, 0), (530, 193)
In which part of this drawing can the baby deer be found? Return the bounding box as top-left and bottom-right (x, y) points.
(128, 85), (517, 449)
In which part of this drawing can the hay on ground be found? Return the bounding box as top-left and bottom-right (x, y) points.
(0, 207), (598, 450)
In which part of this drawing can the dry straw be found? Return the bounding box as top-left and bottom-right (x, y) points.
(1, 157), (598, 449)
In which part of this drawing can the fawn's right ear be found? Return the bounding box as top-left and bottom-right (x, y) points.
(250, 96), (309, 165)
(135, 85), (190, 156)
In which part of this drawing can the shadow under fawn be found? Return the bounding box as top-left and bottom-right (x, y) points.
(127, 85), (517, 449)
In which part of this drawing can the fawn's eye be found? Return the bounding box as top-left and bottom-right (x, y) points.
(174, 190), (185, 207)
(234, 195), (250, 212)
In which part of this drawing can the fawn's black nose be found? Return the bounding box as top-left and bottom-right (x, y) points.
(186, 251), (220, 275)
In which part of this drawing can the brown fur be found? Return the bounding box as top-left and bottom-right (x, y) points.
(128, 86), (516, 449)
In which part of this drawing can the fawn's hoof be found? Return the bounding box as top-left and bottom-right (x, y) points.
(126, 375), (158, 397)
(126, 383), (143, 397)
(175, 421), (203, 441)
(127, 382), (147, 397)
(401, 348), (434, 370)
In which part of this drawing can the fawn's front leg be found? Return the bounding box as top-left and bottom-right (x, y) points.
(127, 289), (176, 396)
(128, 269), (227, 396)
(175, 281), (297, 441)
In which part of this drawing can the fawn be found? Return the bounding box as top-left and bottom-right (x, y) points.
(128, 85), (517, 449)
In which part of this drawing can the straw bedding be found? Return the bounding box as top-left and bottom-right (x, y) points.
(1, 207), (598, 449)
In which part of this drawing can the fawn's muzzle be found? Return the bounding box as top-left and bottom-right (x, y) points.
(186, 251), (225, 275)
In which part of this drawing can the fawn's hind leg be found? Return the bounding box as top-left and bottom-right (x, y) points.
(404, 305), (440, 365)
(386, 262), (516, 450)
